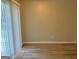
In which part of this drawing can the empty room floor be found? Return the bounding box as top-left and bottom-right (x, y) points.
(15, 44), (77, 59)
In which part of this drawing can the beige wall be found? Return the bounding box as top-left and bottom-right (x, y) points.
(20, 0), (76, 43)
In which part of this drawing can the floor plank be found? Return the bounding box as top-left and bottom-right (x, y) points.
(15, 44), (77, 59)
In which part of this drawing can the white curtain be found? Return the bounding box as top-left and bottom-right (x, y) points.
(11, 1), (22, 55)
(1, 0), (20, 56)
(1, 0), (22, 57)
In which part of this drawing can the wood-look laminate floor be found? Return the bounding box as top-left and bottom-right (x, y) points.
(15, 44), (77, 59)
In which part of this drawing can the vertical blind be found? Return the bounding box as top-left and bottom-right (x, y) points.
(1, 0), (14, 56)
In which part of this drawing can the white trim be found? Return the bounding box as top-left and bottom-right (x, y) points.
(10, 0), (20, 6)
(23, 41), (77, 45)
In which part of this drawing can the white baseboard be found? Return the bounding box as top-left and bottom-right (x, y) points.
(23, 41), (77, 45)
